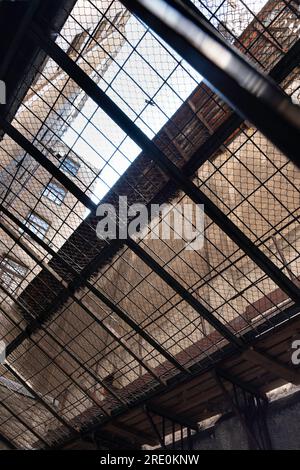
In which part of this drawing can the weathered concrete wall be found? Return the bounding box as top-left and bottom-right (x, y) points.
(190, 390), (300, 450)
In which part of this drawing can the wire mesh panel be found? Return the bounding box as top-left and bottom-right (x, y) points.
(192, 0), (299, 69)
(0, 0), (299, 449)
(0, 358), (73, 448)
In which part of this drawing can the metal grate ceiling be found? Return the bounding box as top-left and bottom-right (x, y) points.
(0, 0), (299, 449)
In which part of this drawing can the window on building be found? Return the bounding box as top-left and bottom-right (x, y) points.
(61, 157), (80, 176)
(0, 255), (28, 293)
(25, 212), (49, 239)
(44, 181), (66, 205)
(53, 151), (64, 159)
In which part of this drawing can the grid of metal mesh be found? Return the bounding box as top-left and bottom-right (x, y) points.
(0, 0), (299, 449)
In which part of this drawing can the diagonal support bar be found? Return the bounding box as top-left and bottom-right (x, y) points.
(27, 23), (300, 305)
(0, 400), (50, 448)
(0, 205), (183, 378)
(126, 237), (244, 348)
(0, 302), (111, 417)
(0, 431), (16, 450)
(0, 220), (165, 395)
(4, 362), (78, 437)
(146, 403), (199, 431)
(122, 0), (300, 168)
(0, 116), (96, 212)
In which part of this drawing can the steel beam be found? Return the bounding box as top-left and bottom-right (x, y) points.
(0, 206), (183, 377)
(50, 302), (300, 450)
(0, 400), (50, 448)
(144, 404), (197, 449)
(243, 346), (300, 385)
(215, 371), (263, 449)
(146, 403), (198, 431)
(143, 406), (166, 449)
(0, 116), (96, 213)
(0, 431), (16, 450)
(215, 368), (267, 401)
(0, 303), (110, 417)
(27, 23), (300, 304)
(4, 362), (78, 436)
(215, 367), (272, 449)
(126, 237), (244, 348)
(122, 0), (300, 168)
(269, 39), (300, 83)
(187, 38), (300, 176)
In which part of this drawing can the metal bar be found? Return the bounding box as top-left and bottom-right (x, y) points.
(187, 426), (192, 450)
(144, 406), (166, 448)
(0, 0), (40, 80)
(0, 205), (185, 376)
(269, 39), (300, 83)
(0, 400), (50, 448)
(75, 295), (165, 385)
(4, 362), (78, 436)
(272, 235), (299, 283)
(215, 371), (261, 449)
(172, 420), (175, 449)
(0, 117), (96, 213)
(126, 237), (244, 348)
(215, 368), (267, 401)
(257, 399), (273, 450)
(0, 302), (110, 417)
(83, 276), (187, 374)
(215, 368), (273, 450)
(146, 403), (198, 431)
(51, 301), (300, 450)
(0, 224), (135, 405)
(27, 24), (300, 304)
(123, 0), (300, 168)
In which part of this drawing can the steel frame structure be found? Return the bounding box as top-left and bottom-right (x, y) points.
(144, 403), (199, 449)
(122, 0), (300, 168)
(0, 15), (295, 365)
(215, 368), (273, 450)
(26, 23), (300, 306)
(0, 0), (299, 449)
